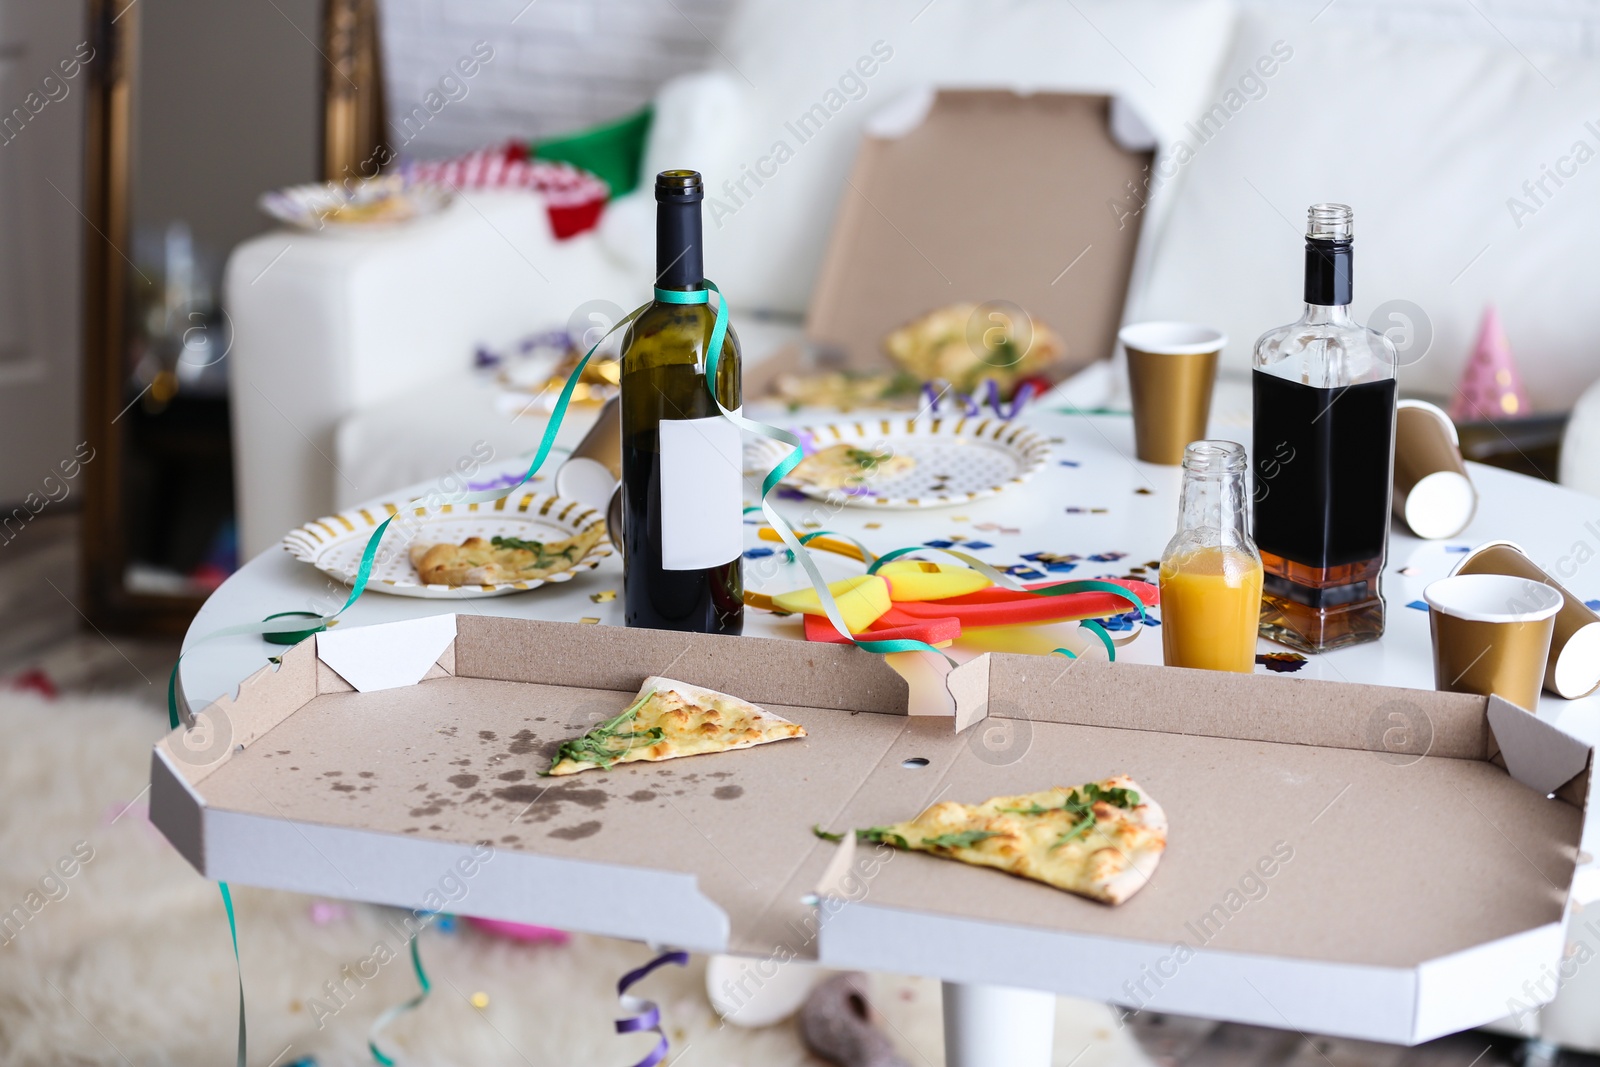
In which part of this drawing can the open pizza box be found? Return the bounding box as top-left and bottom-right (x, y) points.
(743, 88), (1158, 397)
(151, 614), (1592, 1045)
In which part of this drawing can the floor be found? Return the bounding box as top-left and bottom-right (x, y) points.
(0, 512), (1587, 1066)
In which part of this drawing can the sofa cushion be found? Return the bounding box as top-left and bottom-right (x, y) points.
(619, 0), (1240, 316)
(1131, 11), (1600, 411)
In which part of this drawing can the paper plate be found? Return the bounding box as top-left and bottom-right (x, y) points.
(745, 417), (1051, 509)
(258, 176), (452, 232)
(282, 492), (610, 599)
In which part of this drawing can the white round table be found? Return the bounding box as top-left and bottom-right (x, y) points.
(181, 403), (1600, 1067)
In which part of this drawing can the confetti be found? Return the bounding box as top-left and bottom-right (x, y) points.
(1397, 566), (1419, 577)
(1098, 610), (1156, 631)
(1446, 545), (1470, 553)
(309, 901), (349, 925)
(924, 539), (956, 549)
(1406, 600), (1429, 611)
(948, 535), (967, 542)
(580, 616), (601, 624)
(590, 590), (617, 603)
(1588, 599), (1600, 610)
(470, 991), (490, 1010)
(953, 515), (970, 522)
(864, 522), (882, 529)
(1059, 460), (1081, 468)
(1089, 551), (1128, 562)
(1065, 507), (1108, 514)
(1256, 652), (1307, 673)
(743, 547), (775, 559)
(963, 541), (993, 550)
(1134, 487), (1153, 495)
(1004, 565), (1048, 580)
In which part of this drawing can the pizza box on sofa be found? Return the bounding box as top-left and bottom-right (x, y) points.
(150, 614), (1591, 1045)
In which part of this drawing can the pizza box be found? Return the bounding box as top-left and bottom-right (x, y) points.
(150, 614), (1591, 1045)
(744, 89), (1159, 396)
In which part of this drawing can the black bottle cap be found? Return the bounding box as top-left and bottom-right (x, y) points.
(656, 170), (704, 203)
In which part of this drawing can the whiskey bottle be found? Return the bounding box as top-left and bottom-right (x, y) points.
(1252, 204), (1397, 653)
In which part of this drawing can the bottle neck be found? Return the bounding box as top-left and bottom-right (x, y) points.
(1176, 470), (1252, 548)
(656, 198), (704, 291)
(1302, 303), (1354, 325)
(1303, 236), (1352, 306)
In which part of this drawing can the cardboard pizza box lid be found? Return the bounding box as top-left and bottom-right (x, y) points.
(150, 614), (1591, 1046)
(746, 89), (1157, 396)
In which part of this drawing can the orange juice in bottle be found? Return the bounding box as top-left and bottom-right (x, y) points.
(1158, 441), (1264, 673)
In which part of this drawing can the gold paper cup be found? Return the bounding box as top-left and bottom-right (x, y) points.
(1424, 573), (1562, 711)
(1119, 322), (1225, 466)
(1394, 400), (1476, 539)
(1451, 540), (1600, 699)
(554, 396), (622, 510)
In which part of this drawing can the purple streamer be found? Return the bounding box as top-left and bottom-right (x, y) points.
(919, 378), (1038, 421)
(615, 951), (689, 1067)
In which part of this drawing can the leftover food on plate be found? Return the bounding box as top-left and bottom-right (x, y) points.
(409, 528), (606, 586)
(791, 443), (916, 491)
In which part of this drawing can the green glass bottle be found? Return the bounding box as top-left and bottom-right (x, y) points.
(619, 170), (744, 634)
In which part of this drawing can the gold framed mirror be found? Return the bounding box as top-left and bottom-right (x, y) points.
(79, 0), (383, 633)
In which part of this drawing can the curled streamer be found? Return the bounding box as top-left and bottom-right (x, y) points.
(615, 951), (689, 1067)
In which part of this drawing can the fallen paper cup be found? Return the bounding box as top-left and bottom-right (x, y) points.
(554, 396), (622, 510)
(1424, 573), (1562, 712)
(1451, 540), (1600, 699)
(1394, 400), (1476, 540)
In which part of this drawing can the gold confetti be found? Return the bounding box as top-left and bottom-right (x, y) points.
(470, 991), (490, 1010)
(579, 617), (601, 625)
(953, 515), (969, 522)
(590, 590), (616, 603)
(864, 522), (882, 529)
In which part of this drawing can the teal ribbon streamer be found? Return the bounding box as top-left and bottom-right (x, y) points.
(221, 882), (245, 1067)
(369, 935), (431, 1066)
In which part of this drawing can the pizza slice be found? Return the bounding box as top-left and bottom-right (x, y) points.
(792, 443), (916, 491)
(408, 527), (604, 586)
(544, 677), (807, 776)
(843, 776), (1165, 905)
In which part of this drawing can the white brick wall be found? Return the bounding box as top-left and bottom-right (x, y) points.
(377, 0), (1600, 159)
(377, 0), (735, 158)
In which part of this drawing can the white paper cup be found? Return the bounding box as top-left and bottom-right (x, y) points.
(1394, 400), (1476, 539)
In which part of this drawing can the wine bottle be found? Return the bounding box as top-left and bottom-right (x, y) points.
(1252, 203), (1397, 653)
(620, 170), (744, 635)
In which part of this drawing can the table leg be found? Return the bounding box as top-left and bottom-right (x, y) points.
(941, 981), (1055, 1067)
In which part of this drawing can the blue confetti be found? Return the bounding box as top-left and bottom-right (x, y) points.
(1006, 566), (1047, 580)
(1445, 545), (1470, 553)
(1088, 551), (1128, 563)
(924, 539), (956, 549)
(964, 541), (993, 550)
(743, 547), (775, 559)
(1045, 561), (1078, 573)
(1059, 460), (1081, 467)
(1098, 610), (1157, 631)
(1407, 600), (1429, 611)
(1586, 599), (1600, 611)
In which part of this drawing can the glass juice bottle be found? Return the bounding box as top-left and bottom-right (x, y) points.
(1252, 204), (1397, 653)
(1159, 441), (1263, 673)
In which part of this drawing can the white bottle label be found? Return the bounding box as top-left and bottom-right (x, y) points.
(658, 415), (742, 570)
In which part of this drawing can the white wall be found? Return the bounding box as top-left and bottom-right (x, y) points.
(377, 0), (1600, 158)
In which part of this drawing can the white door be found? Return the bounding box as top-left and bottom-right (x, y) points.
(0, 0), (86, 507)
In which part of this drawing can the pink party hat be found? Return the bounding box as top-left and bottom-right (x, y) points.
(1449, 305), (1532, 422)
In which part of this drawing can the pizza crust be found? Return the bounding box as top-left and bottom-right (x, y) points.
(870, 775), (1166, 905)
(545, 676), (806, 776)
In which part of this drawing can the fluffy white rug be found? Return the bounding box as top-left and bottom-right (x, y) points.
(0, 690), (1155, 1066)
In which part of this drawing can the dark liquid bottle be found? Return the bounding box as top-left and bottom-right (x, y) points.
(1252, 204), (1397, 653)
(620, 170), (744, 635)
